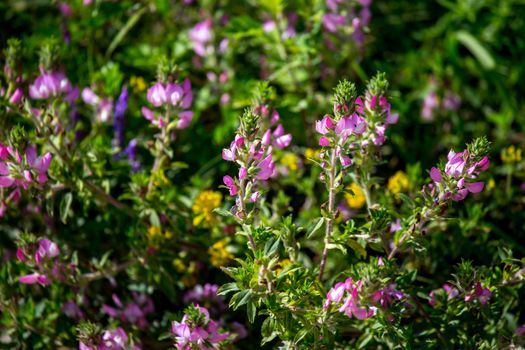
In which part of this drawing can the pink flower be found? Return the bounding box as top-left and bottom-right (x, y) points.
(429, 167), (442, 183)
(256, 154), (275, 180)
(319, 137), (330, 147)
(223, 176), (237, 196)
(189, 19), (213, 56)
(36, 238), (60, 263)
(315, 116), (334, 134)
(147, 82), (167, 107)
(81, 87), (100, 105)
(177, 111), (193, 129)
(272, 124), (292, 149)
(19, 273), (49, 286)
(9, 88), (23, 104)
(323, 14), (346, 32)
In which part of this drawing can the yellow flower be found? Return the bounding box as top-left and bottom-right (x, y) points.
(192, 191), (222, 226)
(275, 259), (292, 275)
(130, 76), (147, 93)
(208, 239), (234, 267)
(487, 178), (495, 191)
(345, 183), (366, 209)
(304, 148), (320, 161)
(387, 170), (410, 194)
(501, 145), (522, 164)
(147, 226), (162, 239)
(280, 153), (299, 171)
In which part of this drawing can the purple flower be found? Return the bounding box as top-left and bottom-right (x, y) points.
(113, 86), (128, 149)
(189, 19), (213, 56)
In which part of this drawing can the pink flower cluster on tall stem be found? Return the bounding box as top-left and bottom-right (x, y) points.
(221, 108), (278, 222)
(428, 148), (489, 203)
(323, 277), (376, 320)
(141, 79), (193, 129)
(171, 305), (230, 350)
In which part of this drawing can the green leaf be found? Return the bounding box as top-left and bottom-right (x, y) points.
(106, 7), (147, 58)
(213, 208), (234, 218)
(230, 289), (252, 310)
(59, 192), (73, 224)
(347, 238), (367, 258)
(247, 301), (257, 323)
(306, 217), (325, 239)
(264, 238), (280, 256)
(456, 31), (495, 70)
(217, 283), (239, 296)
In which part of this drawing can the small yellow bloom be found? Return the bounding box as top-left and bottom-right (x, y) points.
(280, 153), (299, 171)
(147, 226), (162, 239)
(192, 191), (222, 226)
(345, 183), (366, 209)
(487, 178), (495, 191)
(275, 259), (292, 275)
(173, 258), (185, 273)
(304, 148), (320, 161)
(501, 145), (522, 164)
(208, 239), (234, 267)
(130, 76), (147, 93)
(387, 170), (410, 194)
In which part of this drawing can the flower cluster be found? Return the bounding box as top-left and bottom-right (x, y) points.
(323, 277), (376, 320)
(183, 284), (227, 315)
(188, 19), (229, 58)
(82, 87), (113, 123)
(315, 75), (398, 169)
(102, 293), (154, 328)
(370, 284), (404, 309)
(421, 79), (461, 121)
(141, 79), (193, 129)
(171, 304), (230, 350)
(29, 67), (73, 100)
(464, 282), (491, 305)
(323, 0), (372, 46)
(192, 190), (222, 227)
(221, 107), (278, 220)
(79, 327), (139, 350)
(428, 138), (490, 203)
(17, 238), (61, 286)
(0, 143), (53, 216)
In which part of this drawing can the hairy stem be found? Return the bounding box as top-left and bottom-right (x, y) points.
(319, 148), (337, 281)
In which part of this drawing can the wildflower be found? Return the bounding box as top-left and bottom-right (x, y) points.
(280, 153), (300, 171)
(370, 284), (404, 308)
(427, 138), (490, 203)
(421, 90), (439, 121)
(501, 145), (522, 164)
(102, 293), (154, 328)
(324, 277), (375, 320)
(113, 86), (128, 150)
(189, 19), (213, 57)
(183, 284), (227, 314)
(464, 282), (491, 305)
(387, 170), (409, 194)
(345, 183), (366, 209)
(208, 239), (234, 268)
(389, 219), (402, 233)
(172, 305), (230, 349)
(130, 76), (146, 92)
(304, 148), (320, 160)
(142, 80), (193, 130)
(124, 139), (140, 172)
(29, 68), (72, 100)
(192, 190), (222, 226)
(515, 325), (525, 336)
(63, 300), (84, 319)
